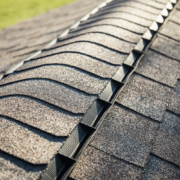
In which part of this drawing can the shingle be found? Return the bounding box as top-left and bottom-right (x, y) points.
(117, 74), (172, 121)
(170, 10), (180, 24)
(160, 21), (180, 41)
(70, 25), (141, 43)
(106, 1), (162, 14)
(18, 53), (120, 77)
(79, 19), (147, 34)
(0, 65), (109, 94)
(58, 33), (135, 53)
(90, 104), (158, 167)
(168, 80), (180, 115)
(97, 6), (157, 20)
(0, 116), (64, 164)
(144, 155), (180, 180)
(151, 35), (180, 61)
(0, 151), (46, 180)
(0, 79), (96, 114)
(0, 96), (82, 136)
(90, 12), (153, 27)
(152, 111), (180, 166)
(70, 146), (143, 180)
(136, 50), (180, 87)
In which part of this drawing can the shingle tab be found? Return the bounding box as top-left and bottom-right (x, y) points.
(0, 117), (64, 164)
(168, 80), (180, 115)
(0, 80), (96, 113)
(0, 96), (82, 136)
(70, 25), (141, 43)
(0, 151), (46, 180)
(136, 50), (180, 87)
(18, 53), (119, 77)
(58, 33), (135, 53)
(152, 111), (180, 166)
(70, 146), (143, 180)
(90, 12), (153, 27)
(160, 21), (180, 41)
(79, 18), (147, 34)
(117, 74), (172, 121)
(0, 65), (109, 94)
(151, 35), (180, 61)
(144, 155), (180, 180)
(90, 104), (158, 167)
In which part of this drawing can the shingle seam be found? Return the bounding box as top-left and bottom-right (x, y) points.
(40, 1), (179, 179)
(88, 144), (144, 169)
(0, 0), (114, 79)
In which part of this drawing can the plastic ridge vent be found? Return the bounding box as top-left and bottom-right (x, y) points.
(40, 0), (179, 179)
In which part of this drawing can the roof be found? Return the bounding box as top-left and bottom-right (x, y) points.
(0, 0), (180, 179)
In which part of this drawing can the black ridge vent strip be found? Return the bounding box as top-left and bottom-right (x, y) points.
(40, 0), (179, 179)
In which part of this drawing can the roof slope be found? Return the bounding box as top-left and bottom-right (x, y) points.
(0, 0), (180, 179)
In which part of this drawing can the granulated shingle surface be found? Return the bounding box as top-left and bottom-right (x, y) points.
(136, 50), (180, 87)
(69, 25), (141, 43)
(160, 21), (180, 41)
(105, 1), (162, 14)
(18, 53), (119, 76)
(0, 80), (96, 113)
(0, 96), (82, 136)
(152, 111), (180, 166)
(58, 33), (135, 53)
(79, 18), (147, 34)
(70, 146), (143, 180)
(0, 117), (64, 164)
(90, 104), (158, 167)
(170, 9), (180, 24)
(90, 12), (153, 27)
(96, 6), (157, 20)
(143, 155), (180, 180)
(0, 65), (109, 94)
(0, 151), (46, 180)
(117, 74), (172, 121)
(151, 35), (180, 61)
(169, 80), (180, 115)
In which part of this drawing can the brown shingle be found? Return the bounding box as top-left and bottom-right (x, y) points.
(0, 65), (109, 94)
(0, 96), (82, 136)
(90, 104), (158, 167)
(144, 155), (180, 180)
(136, 50), (180, 87)
(0, 117), (64, 164)
(152, 111), (180, 166)
(151, 35), (180, 61)
(117, 74), (172, 121)
(0, 79), (96, 113)
(18, 53), (119, 77)
(70, 146), (143, 180)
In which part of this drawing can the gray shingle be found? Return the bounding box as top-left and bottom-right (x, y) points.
(70, 146), (143, 180)
(144, 155), (180, 180)
(90, 12), (153, 27)
(160, 21), (180, 41)
(58, 33), (135, 53)
(79, 18), (147, 34)
(117, 74), (172, 121)
(90, 104), (158, 167)
(0, 116), (64, 164)
(0, 65), (109, 94)
(0, 79), (96, 113)
(18, 53), (119, 77)
(69, 25), (141, 43)
(152, 111), (180, 166)
(136, 50), (180, 87)
(168, 80), (180, 115)
(0, 96), (82, 136)
(151, 35), (180, 61)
